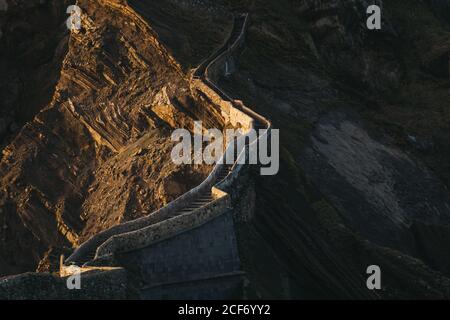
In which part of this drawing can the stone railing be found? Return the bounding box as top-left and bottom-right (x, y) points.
(94, 187), (230, 257)
(199, 13), (272, 184)
(65, 10), (272, 268)
(65, 150), (232, 264)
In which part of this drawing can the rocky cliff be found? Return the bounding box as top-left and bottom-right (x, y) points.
(1, 0), (450, 299)
(217, 0), (450, 298)
(0, 0), (223, 276)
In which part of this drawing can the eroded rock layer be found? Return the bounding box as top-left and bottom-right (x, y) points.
(1, 0), (450, 300)
(0, 0), (224, 276)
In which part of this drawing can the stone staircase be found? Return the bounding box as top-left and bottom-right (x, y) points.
(193, 14), (247, 79)
(64, 11), (272, 290)
(68, 160), (235, 265)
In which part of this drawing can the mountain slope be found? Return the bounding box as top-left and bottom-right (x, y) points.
(0, 0), (222, 276)
(0, 0), (449, 300)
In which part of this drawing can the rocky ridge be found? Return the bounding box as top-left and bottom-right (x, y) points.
(0, 0), (223, 276)
(0, 0), (450, 299)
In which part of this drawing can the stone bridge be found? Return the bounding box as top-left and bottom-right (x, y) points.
(62, 8), (272, 300)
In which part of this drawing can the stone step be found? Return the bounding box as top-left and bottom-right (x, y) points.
(178, 209), (195, 213)
(191, 200), (212, 206)
(196, 196), (213, 201)
(183, 207), (202, 211)
(197, 193), (212, 198)
(83, 252), (96, 263)
(196, 195), (214, 199)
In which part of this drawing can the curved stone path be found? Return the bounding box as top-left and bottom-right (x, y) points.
(65, 12), (271, 268)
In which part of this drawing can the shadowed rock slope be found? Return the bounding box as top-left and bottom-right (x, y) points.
(219, 0), (450, 299)
(0, 0), (71, 148)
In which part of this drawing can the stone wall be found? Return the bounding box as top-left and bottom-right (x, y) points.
(94, 188), (231, 257)
(141, 273), (244, 300)
(191, 79), (254, 130)
(204, 15), (247, 84)
(0, 268), (135, 299)
(117, 209), (243, 299)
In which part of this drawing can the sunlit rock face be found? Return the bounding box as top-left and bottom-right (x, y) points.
(0, 0), (218, 276)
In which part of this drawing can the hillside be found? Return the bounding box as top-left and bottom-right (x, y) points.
(0, 0), (220, 276)
(0, 0), (450, 299)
